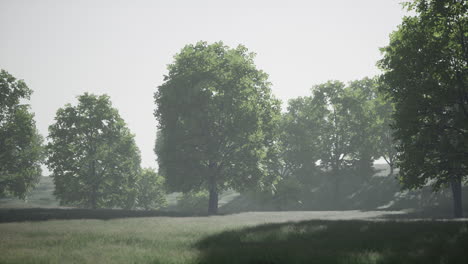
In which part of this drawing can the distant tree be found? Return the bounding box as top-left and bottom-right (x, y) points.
(136, 168), (166, 210)
(346, 78), (381, 178)
(264, 98), (323, 209)
(279, 97), (321, 185)
(0, 69), (43, 199)
(277, 79), (379, 207)
(379, 0), (467, 217)
(155, 41), (281, 214)
(312, 80), (377, 204)
(46, 93), (141, 209)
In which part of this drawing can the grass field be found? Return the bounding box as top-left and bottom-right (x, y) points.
(1, 211), (467, 264)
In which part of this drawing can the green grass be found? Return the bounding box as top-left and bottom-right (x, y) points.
(0, 211), (467, 264)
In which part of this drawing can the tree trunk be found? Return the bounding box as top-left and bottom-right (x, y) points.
(208, 175), (218, 215)
(389, 164), (394, 176)
(90, 192), (97, 209)
(331, 165), (340, 209)
(208, 187), (218, 215)
(450, 175), (463, 218)
(90, 159), (97, 209)
(334, 175), (340, 209)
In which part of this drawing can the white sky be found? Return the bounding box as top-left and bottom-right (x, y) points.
(0, 0), (407, 170)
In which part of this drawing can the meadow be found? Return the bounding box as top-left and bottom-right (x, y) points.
(1, 210), (467, 264)
(1, 176), (468, 264)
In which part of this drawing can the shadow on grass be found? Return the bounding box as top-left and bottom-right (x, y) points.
(0, 208), (202, 223)
(196, 220), (468, 264)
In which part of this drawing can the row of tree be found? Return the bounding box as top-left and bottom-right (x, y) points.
(155, 0), (466, 216)
(1, 0), (465, 216)
(155, 46), (400, 212)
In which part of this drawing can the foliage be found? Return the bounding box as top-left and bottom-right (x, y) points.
(136, 168), (166, 210)
(378, 0), (467, 216)
(278, 79), (379, 206)
(155, 41), (281, 214)
(274, 79), (384, 208)
(279, 96), (321, 185)
(379, 0), (467, 189)
(46, 93), (141, 209)
(312, 80), (378, 177)
(0, 69), (43, 199)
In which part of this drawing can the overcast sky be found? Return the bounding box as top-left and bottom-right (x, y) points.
(0, 0), (407, 170)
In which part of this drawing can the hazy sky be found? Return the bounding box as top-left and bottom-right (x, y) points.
(0, 0), (407, 170)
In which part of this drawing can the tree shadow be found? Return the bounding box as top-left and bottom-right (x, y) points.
(0, 208), (203, 223)
(195, 219), (468, 264)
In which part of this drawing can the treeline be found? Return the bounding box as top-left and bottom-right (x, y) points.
(1, 0), (466, 217)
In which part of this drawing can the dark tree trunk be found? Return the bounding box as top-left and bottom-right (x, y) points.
(334, 175), (340, 209)
(90, 159), (97, 209)
(208, 174), (218, 215)
(208, 187), (218, 215)
(90, 193), (97, 209)
(389, 164), (394, 176)
(450, 175), (463, 218)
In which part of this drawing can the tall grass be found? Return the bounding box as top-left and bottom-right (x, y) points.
(1, 211), (467, 264)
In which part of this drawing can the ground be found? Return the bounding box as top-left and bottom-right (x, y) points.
(0, 210), (467, 264)
(1, 176), (467, 263)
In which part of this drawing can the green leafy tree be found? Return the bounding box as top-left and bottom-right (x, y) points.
(279, 97), (321, 183)
(312, 80), (377, 205)
(379, 0), (467, 217)
(155, 41), (281, 214)
(277, 79), (380, 208)
(136, 168), (166, 210)
(46, 93), (141, 209)
(273, 96), (322, 208)
(0, 69), (43, 199)
(346, 78), (382, 178)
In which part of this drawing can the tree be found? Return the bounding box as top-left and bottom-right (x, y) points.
(379, 0), (467, 217)
(277, 79), (379, 207)
(136, 168), (166, 210)
(46, 93), (141, 209)
(312, 80), (378, 205)
(279, 97), (321, 183)
(0, 69), (43, 199)
(346, 78), (382, 178)
(155, 41), (281, 214)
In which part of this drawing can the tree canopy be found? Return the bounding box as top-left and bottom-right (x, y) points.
(155, 41), (281, 214)
(379, 0), (467, 217)
(0, 69), (43, 199)
(276, 78), (382, 207)
(136, 168), (166, 210)
(46, 93), (141, 209)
